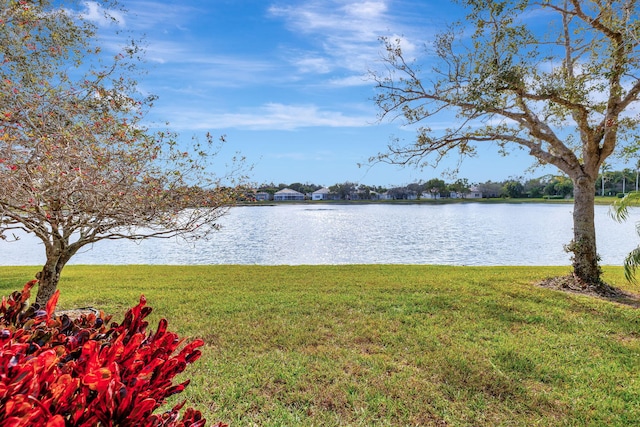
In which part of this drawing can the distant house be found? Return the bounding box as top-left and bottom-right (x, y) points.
(449, 187), (482, 199)
(254, 192), (271, 201)
(274, 188), (305, 201)
(421, 191), (441, 200)
(467, 186), (483, 199)
(312, 187), (331, 201)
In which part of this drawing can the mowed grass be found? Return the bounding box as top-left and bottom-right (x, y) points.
(0, 265), (638, 426)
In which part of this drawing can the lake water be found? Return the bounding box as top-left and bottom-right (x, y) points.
(0, 203), (637, 266)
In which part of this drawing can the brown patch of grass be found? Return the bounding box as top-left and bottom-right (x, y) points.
(536, 274), (640, 308)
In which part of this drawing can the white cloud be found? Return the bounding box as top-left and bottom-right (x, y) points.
(266, 0), (437, 85)
(327, 74), (370, 87)
(268, 0), (393, 74)
(155, 103), (372, 131)
(269, 0), (388, 39)
(118, 1), (196, 30)
(139, 40), (184, 64)
(80, 1), (126, 27)
(343, 1), (388, 19)
(293, 56), (333, 74)
(385, 33), (419, 60)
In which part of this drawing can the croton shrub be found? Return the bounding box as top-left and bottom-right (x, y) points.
(0, 280), (225, 427)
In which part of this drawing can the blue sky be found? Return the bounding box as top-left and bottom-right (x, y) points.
(85, 0), (600, 187)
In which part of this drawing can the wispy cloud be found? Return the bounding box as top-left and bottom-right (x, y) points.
(98, 1), (443, 133)
(121, 1), (197, 30)
(327, 74), (370, 87)
(154, 103), (372, 131)
(79, 1), (126, 27)
(266, 0), (434, 85)
(268, 1), (394, 74)
(99, 1), (431, 89)
(292, 56), (334, 74)
(269, 1), (389, 37)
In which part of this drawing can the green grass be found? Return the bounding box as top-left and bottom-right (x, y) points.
(1, 265), (638, 426)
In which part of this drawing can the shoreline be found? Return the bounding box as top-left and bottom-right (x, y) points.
(238, 196), (619, 206)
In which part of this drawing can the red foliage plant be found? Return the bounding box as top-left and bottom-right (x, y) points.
(0, 280), (226, 427)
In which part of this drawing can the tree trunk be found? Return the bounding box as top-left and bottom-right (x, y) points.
(570, 175), (602, 287)
(35, 252), (69, 306)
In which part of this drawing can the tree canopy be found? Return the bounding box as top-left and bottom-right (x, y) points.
(0, 0), (243, 304)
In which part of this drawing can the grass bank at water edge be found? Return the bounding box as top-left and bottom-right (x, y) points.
(0, 265), (638, 426)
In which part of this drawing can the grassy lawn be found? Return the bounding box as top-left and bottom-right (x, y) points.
(0, 265), (638, 426)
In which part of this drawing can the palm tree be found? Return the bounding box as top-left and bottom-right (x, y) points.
(611, 192), (640, 282)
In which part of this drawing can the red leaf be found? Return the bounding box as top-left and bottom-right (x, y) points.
(125, 397), (156, 421)
(45, 415), (66, 427)
(49, 374), (79, 404)
(45, 290), (60, 319)
(82, 367), (112, 391)
(154, 318), (168, 339)
(1, 417), (24, 427)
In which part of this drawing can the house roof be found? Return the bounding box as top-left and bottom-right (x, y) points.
(274, 188), (304, 195)
(312, 187), (330, 194)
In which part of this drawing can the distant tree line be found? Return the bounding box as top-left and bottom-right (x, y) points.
(254, 169), (640, 201)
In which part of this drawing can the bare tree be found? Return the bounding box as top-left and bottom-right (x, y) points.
(371, 0), (640, 291)
(0, 0), (244, 305)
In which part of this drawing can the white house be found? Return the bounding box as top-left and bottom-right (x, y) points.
(450, 187), (483, 199)
(274, 188), (305, 201)
(254, 192), (271, 201)
(421, 191), (441, 199)
(312, 187), (331, 201)
(467, 186), (483, 199)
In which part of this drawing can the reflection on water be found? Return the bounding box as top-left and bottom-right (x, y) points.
(0, 203), (637, 266)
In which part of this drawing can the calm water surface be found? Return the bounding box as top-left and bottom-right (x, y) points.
(0, 203), (637, 266)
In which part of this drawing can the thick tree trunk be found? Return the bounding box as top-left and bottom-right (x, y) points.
(35, 252), (69, 306)
(569, 175), (602, 286)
